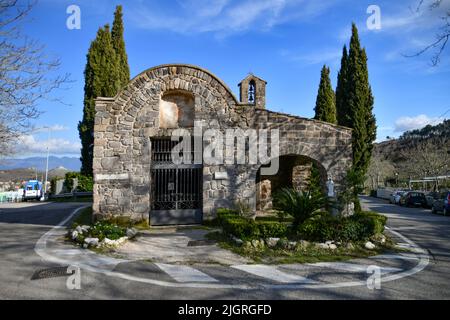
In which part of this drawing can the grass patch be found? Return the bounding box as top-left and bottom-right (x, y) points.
(206, 231), (397, 265)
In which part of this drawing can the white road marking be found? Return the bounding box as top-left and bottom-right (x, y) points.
(232, 264), (317, 284)
(370, 254), (419, 261)
(306, 262), (401, 274)
(155, 263), (218, 283)
(34, 206), (430, 290)
(34, 205), (127, 270)
(395, 242), (426, 254)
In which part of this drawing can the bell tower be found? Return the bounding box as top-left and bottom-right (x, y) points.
(238, 74), (267, 109)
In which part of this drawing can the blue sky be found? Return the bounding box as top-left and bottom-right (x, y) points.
(15, 0), (450, 158)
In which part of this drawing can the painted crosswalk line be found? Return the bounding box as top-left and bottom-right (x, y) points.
(232, 264), (317, 284)
(155, 263), (219, 283)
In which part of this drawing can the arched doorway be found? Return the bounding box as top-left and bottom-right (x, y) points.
(255, 154), (327, 211)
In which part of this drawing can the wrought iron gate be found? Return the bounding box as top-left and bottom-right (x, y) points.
(150, 138), (202, 225)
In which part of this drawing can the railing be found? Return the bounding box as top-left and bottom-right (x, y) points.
(0, 191), (93, 203)
(0, 191), (23, 203)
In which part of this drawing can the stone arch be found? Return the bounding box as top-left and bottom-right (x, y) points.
(93, 64), (250, 222)
(255, 154), (328, 211)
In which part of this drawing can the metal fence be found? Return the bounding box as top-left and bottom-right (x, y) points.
(0, 191), (93, 203)
(0, 191), (23, 203)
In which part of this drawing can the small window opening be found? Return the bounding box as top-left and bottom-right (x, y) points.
(248, 80), (256, 104)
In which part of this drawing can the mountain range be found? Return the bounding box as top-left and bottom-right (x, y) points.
(0, 156), (81, 172)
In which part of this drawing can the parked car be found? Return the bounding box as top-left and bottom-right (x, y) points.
(399, 191), (427, 207)
(425, 191), (440, 208)
(431, 191), (450, 216)
(390, 191), (407, 204)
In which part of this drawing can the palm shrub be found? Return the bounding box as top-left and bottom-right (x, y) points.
(273, 188), (326, 228)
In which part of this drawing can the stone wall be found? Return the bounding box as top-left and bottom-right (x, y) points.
(93, 64), (352, 223)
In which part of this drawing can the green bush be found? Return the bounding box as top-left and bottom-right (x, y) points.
(216, 208), (238, 217)
(221, 217), (260, 240)
(297, 213), (337, 241)
(89, 222), (126, 241)
(219, 214), (288, 240)
(338, 219), (366, 242)
(255, 221), (288, 239)
(50, 176), (63, 195)
(273, 188), (326, 228)
(353, 211), (386, 235)
(71, 220), (127, 246)
(64, 172), (93, 192)
(298, 211), (387, 242)
(216, 208), (239, 226)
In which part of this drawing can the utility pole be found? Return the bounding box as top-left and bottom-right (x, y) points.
(43, 127), (50, 200)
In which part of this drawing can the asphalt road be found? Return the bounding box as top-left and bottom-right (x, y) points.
(0, 197), (449, 300)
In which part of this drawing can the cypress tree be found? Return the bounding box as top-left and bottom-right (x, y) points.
(336, 45), (349, 127)
(346, 23), (376, 177)
(78, 25), (120, 175)
(314, 65), (337, 124)
(111, 5), (130, 88)
(334, 23), (377, 211)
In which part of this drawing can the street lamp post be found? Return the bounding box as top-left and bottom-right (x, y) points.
(43, 127), (50, 200)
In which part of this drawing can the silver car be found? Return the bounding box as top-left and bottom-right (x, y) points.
(389, 191), (406, 205)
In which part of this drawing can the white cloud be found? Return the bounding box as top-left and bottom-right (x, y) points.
(379, 0), (450, 33)
(32, 124), (70, 133)
(16, 134), (81, 155)
(127, 0), (339, 36)
(394, 114), (442, 132)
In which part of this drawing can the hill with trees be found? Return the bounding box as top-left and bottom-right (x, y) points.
(366, 120), (449, 189)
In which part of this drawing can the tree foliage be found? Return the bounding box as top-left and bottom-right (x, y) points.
(314, 65), (336, 124)
(111, 5), (130, 89)
(336, 46), (349, 127)
(78, 5), (130, 175)
(336, 24), (377, 179)
(371, 120), (449, 186)
(400, 119), (450, 140)
(399, 137), (449, 179)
